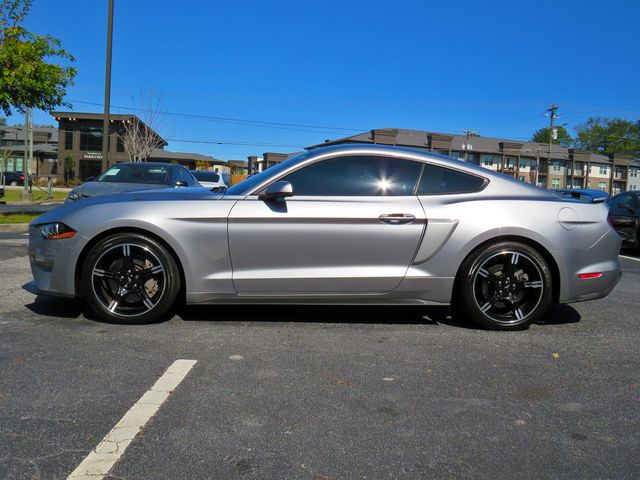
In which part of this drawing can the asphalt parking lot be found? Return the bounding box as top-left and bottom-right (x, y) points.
(1, 232), (639, 479)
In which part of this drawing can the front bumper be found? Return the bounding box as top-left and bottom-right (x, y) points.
(28, 223), (88, 297)
(556, 228), (622, 303)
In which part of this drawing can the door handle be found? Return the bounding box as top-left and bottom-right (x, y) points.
(378, 213), (416, 225)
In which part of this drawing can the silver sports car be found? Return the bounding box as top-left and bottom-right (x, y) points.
(27, 144), (621, 330)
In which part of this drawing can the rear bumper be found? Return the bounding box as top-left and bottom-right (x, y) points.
(556, 228), (622, 303)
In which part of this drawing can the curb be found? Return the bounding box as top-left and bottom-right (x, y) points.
(0, 223), (29, 233)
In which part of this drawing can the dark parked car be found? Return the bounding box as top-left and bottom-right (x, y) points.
(552, 188), (609, 203)
(0, 183), (4, 199)
(607, 191), (640, 248)
(3, 171), (26, 186)
(65, 162), (201, 204)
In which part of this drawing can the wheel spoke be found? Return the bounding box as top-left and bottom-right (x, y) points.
(138, 290), (155, 311)
(122, 243), (133, 268)
(93, 268), (116, 279)
(108, 300), (119, 313)
(140, 264), (164, 279)
(509, 300), (525, 320)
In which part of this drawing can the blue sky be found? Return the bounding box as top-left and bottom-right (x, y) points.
(9, 0), (640, 160)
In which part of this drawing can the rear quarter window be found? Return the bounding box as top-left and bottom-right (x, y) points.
(418, 163), (486, 195)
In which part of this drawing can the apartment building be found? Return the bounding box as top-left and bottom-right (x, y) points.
(306, 128), (634, 194)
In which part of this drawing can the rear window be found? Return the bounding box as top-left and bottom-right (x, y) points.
(417, 164), (486, 195)
(192, 171), (220, 182)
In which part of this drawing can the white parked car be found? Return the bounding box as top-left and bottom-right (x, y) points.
(190, 170), (228, 191)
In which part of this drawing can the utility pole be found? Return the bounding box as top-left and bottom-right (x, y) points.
(460, 129), (477, 162)
(101, 0), (115, 172)
(20, 108), (32, 201)
(544, 103), (559, 189)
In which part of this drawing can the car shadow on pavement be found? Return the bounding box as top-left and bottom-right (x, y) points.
(24, 295), (581, 330)
(25, 295), (86, 319)
(176, 302), (581, 330)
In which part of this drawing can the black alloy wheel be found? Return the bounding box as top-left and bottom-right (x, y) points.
(82, 233), (181, 324)
(454, 241), (553, 330)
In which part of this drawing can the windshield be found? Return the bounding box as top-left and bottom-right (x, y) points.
(225, 151), (311, 195)
(192, 171), (220, 182)
(95, 164), (171, 185)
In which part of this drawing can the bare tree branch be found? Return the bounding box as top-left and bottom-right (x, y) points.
(118, 94), (167, 162)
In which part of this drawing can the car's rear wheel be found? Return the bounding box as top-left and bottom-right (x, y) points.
(81, 233), (181, 324)
(454, 241), (553, 330)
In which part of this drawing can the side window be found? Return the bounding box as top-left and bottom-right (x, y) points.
(417, 163), (485, 195)
(279, 155), (422, 196)
(176, 167), (194, 186)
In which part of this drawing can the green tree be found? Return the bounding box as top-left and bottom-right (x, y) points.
(0, 116), (6, 125)
(531, 126), (573, 147)
(574, 118), (640, 158)
(0, 0), (76, 116)
(63, 155), (74, 183)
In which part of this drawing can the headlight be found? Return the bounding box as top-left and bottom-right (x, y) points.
(39, 222), (77, 240)
(67, 191), (80, 201)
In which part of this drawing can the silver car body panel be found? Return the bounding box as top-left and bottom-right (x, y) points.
(28, 144), (621, 307)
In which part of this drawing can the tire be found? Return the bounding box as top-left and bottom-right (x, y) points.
(81, 232), (181, 324)
(453, 241), (553, 330)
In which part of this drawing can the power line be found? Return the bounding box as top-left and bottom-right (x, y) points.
(50, 127), (304, 149)
(67, 99), (365, 133)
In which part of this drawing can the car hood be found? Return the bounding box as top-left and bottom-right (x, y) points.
(72, 181), (168, 197)
(34, 187), (224, 225)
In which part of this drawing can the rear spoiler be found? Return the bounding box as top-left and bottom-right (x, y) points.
(555, 190), (608, 204)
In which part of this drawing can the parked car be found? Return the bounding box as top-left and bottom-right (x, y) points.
(3, 171), (26, 186)
(65, 162), (201, 204)
(27, 144), (621, 330)
(190, 170), (227, 191)
(552, 188), (609, 203)
(0, 183), (4, 199)
(607, 191), (640, 248)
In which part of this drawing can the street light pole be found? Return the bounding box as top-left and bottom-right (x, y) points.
(544, 103), (559, 189)
(101, 0), (114, 173)
(460, 129), (477, 162)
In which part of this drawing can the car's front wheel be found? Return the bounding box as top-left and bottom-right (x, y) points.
(81, 232), (181, 324)
(454, 241), (553, 330)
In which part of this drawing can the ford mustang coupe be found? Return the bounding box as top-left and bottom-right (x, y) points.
(27, 145), (621, 330)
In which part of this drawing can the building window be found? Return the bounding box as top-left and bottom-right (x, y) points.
(64, 129), (73, 150)
(551, 178), (561, 189)
(519, 160), (527, 169)
(630, 168), (638, 178)
(598, 181), (607, 191)
(599, 166), (607, 175)
(79, 125), (103, 151)
(519, 176), (526, 182)
(630, 185), (637, 191)
(552, 162), (561, 172)
(482, 155), (494, 166)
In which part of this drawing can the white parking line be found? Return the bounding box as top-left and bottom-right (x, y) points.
(67, 359), (197, 480)
(620, 255), (640, 262)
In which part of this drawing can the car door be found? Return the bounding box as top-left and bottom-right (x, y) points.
(227, 154), (427, 294)
(608, 193), (639, 243)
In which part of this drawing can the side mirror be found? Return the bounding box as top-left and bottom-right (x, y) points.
(175, 180), (188, 187)
(258, 180), (293, 201)
(86, 176), (95, 182)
